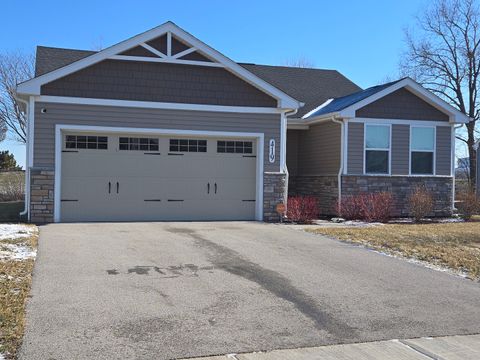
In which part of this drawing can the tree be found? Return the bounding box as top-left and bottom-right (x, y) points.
(0, 150), (21, 170)
(0, 52), (34, 144)
(401, 0), (480, 186)
(283, 56), (315, 68)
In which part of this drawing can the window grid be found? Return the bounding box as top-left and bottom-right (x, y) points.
(364, 124), (390, 175)
(119, 137), (159, 151)
(169, 139), (207, 152)
(65, 135), (108, 150)
(410, 126), (435, 175)
(217, 141), (253, 154)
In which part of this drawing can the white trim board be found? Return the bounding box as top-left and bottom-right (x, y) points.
(17, 22), (301, 109)
(36, 96), (285, 114)
(53, 124), (265, 222)
(350, 118), (453, 126)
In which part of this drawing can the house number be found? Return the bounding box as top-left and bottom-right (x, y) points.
(269, 139), (275, 163)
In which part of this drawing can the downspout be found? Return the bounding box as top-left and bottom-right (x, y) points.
(453, 123), (463, 209)
(331, 117), (344, 210)
(282, 109), (298, 208)
(14, 95), (30, 218)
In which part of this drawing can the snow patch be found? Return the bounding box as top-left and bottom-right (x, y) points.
(0, 243), (37, 260)
(0, 224), (36, 240)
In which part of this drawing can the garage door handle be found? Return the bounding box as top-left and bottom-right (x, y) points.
(108, 182), (111, 194)
(116, 182), (119, 194)
(207, 182), (210, 194)
(214, 183), (217, 194)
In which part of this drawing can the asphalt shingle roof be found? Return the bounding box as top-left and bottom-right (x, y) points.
(304, 79), (405, 119)
(34, 46), (362, 116)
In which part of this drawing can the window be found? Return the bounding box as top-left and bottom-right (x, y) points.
(217, 141), (253, 154)
(169, 139), (207, 152)
(119, 137), (159, 151)
(65, 135), (108, 150)
(365, 124), (390, 174)
(410, 126), (435, 175)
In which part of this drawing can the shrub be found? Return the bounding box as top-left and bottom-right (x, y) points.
(336, 192), (393, 223)
(407, 185), (434, 222)
(287, 196), (319, 223)
(0, 172), (24, 202)
(456, 190), (479, 221)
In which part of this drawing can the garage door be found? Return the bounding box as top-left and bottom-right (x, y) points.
(60, 132), (257, 222)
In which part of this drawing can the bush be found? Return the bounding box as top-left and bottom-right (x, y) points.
(336, 192), (393, 223)
(0, 172), (25, 201)
(407, 185), (434, 222)
(287, 196), (319, 224)
(456, 190), (479, 221)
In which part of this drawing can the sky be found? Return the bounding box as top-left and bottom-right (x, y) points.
(0, 0), (433, 168)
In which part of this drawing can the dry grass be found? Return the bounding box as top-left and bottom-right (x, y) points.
(308, 221), (480, 279)
(0, 228), (37, 359)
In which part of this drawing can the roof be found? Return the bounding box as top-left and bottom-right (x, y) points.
(34, 46), (361, 117)
(303, 79), (404, 119)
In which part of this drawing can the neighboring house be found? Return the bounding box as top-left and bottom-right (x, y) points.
(16, 22), (469, 223)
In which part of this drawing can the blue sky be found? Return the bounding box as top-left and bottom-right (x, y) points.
(0, 0), (430, 168)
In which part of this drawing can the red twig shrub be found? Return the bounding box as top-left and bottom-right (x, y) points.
(287, 196), (319, 224)
(336, 192), (393, 223)
(407, 185), (434, 222)
(456, 190), (479, 221)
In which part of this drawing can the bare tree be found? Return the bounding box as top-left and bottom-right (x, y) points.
(0, 52), (34, 143)
(401, 0), (480, 186)
(283, 56), (315, 68)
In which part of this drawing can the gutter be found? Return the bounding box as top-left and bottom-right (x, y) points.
(14, 95), (30, 218)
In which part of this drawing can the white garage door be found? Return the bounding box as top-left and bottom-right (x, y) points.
(60, 132), (258, 222)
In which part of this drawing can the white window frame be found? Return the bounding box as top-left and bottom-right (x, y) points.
(409, 125), (436, 176)
(363, 123), (392, 175)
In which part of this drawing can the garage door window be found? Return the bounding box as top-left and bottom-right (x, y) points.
(119, 137), (159, 151)
(169, 139), (207, 152)
(217, 141), (253, 154)
(65, 135), (108, 150)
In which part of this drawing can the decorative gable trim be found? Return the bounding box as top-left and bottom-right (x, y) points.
(17, 22), (301, 109)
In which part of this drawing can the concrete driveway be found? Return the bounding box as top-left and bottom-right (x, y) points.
(20, 222), (480, 360)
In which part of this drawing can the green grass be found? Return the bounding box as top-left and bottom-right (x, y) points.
(0, 202), (25, 223)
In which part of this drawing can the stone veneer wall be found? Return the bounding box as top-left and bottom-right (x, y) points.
(30, 168), (55, 223)
(341, 176), (453, 217)
(263, 172), (287, 222)
(288, 175), (338, 215)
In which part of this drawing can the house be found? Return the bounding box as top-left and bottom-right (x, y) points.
(16, 22), (469, 223)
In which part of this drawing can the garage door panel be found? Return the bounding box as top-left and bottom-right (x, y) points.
(60, 133), (258, 222)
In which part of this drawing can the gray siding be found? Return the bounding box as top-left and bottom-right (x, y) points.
(436, 126), (452, 175)
(347, 122), (364, 174)
(286, 130), (299, 176)
(296, 121), (341, 176)
(392, 124), (409, 175)
(33, 102), (280, 172)
(356, 88), (449, 121)
(40, 60), (277, 108)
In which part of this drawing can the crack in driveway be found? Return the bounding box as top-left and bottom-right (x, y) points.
(166, 227), (357, 340)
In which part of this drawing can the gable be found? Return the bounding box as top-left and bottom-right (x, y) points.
(19, 22), (301, 108)
(356, 88), (449, 121)
(40, 59), (278, 107)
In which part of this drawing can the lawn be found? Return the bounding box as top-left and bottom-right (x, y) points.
(307, 221), (480, 279)
(0, 225), (38, 359)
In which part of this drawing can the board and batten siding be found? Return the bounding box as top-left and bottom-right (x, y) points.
(346, 121), (452, 176)
(296, 121), (341, 176)
(33, 102), (281, 172)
